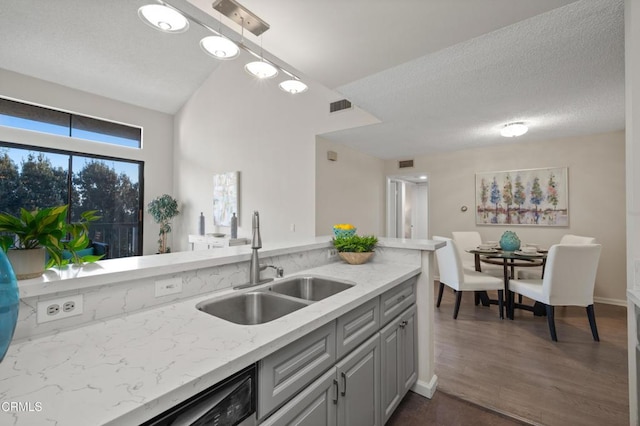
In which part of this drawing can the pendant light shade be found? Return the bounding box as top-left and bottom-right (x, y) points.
(500, 122), (528, 137)
(245, 61), (278, 79)
(279, 79), (308, 94)
(138, 4), (189, 33)
(200, 36), (239, 60)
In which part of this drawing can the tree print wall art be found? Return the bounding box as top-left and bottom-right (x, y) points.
(475, 167), (568, 226)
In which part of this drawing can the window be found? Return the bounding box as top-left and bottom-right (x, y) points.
(0, 145), (144, 258)
(0, 98), (142, 148)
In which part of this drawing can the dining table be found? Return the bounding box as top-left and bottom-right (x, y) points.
(466, 247), (548, 319)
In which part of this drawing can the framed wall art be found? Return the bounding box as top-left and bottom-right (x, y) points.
(475, 167), (568, 226)
(213, 171), (239, 227)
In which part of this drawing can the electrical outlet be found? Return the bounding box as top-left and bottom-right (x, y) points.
(155, 277), (183, 298)
(37, 295), (83, 324)
(327, 248), (338, 260)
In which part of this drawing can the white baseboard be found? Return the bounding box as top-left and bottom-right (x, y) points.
(411, 375), (438, 399)
(594, 296), (627, 307)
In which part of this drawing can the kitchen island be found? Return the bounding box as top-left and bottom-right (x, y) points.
(0, 237), (442, 425)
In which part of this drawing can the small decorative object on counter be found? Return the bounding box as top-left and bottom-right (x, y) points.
(499, 231), (521, 252)
(199, 212), (205, 236)
(333, 223), (356, 239)
(0, 249), (19, 362)
(231, 212), (238, 239)
(333, 232), (378, 265)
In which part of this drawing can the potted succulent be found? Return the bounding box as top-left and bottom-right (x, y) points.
(332, 232), (378, 265)
(147, 194), (180, 254)
(0, 205), (102, 279)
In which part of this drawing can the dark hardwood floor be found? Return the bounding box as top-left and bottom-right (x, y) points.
(389, 282), (628, 425)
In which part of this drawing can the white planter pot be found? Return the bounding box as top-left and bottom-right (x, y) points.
(6, 248), (46, 280)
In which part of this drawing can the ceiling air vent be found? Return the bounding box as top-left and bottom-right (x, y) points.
(330, 99), (352, 113)
(398, 160), (414, 169)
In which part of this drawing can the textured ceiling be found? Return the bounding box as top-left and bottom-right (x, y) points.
(322, 0), (625, 158)
(0, 0), (625, 159)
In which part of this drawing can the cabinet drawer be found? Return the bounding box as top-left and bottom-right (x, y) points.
(259, 321), (337, 420)
(336, 297), (379, 359)
(379, 277), (416, 327)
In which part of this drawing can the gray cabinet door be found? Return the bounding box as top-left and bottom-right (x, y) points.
(260, 369), (338, 426)
(379, 304), (418, 424)
(401, 305), (418, 394)
(336, 297), (379, 359)
(259, 321), (337, 420)
(336, 334), (381, 426)
(379, 314), (402, 424)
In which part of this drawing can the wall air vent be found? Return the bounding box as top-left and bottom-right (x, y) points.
(330, 99), (352, 113)
(398, 160), (414, 169)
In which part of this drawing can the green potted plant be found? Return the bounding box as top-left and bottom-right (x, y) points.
(332, 234), (378, 264)
(0, 205), (102, 279)
(147, 194), (180, 254)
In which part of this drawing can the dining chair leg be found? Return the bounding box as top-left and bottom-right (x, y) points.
(498, 290), (504, 319)
(518, 294), (523, 304)
(586, 304), (600, 342)
(453, 291), (463, 319)
(436, 282), (445, 307)
(474, 292), (480, 306)
(546, 305), (558, 342)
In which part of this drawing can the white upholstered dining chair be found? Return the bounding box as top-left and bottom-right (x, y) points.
(434, 236), (504, 319)
(517, 234), (596, 280)
(451, 231), (502, 277)
(509, 243), (602, 342)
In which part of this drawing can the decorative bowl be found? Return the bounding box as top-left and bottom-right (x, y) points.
(339, 252), (374, 265)
(333, 227), (356, 239)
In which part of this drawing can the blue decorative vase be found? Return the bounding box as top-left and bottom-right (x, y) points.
(0, 250), (19, 362)
(499, 231), (521, 252)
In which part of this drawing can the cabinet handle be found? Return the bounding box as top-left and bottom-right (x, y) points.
(399, 320), (408, 329)
(333, 379), (339, 404)
(340, 372), (347, 396)
(396, 295), (406, 303)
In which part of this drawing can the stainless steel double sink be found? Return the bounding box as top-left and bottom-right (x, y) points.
(196, 276), (355, 325)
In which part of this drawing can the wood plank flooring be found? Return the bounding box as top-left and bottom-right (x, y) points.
(431, 282), (629, 425)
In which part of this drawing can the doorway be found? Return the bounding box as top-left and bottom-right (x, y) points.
(386, 175), (429, 239)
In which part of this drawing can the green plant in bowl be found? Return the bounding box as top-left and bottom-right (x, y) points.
(332, 235), (378, 253)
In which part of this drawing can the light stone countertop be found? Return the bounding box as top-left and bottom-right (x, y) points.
(0, 259), (422, 425)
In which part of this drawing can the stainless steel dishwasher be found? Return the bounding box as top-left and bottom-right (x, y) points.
(141, 364), (256, 426)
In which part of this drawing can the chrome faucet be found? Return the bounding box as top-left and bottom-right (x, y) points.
(249, 210), (262, 285)
(234, 211), (283, 290)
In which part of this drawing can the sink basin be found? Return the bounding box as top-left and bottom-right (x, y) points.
(197, 292), (309, 325)
(267, 276), (354, 301)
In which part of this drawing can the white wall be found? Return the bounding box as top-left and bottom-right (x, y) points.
(384, 131), (626, 302)
(173, 60), (377, 251)
(315, 137), (385, 236)
(0, 69), (175, 255)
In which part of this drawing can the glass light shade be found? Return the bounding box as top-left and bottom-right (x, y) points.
(279, 79), (308, 94)
(138, 4), (189, 33)
(500, 122), (528, 137)
(245, 61), (278, 79)
(200, 36), (239, 60)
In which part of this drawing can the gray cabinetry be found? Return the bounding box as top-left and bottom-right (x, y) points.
(260, 369), (337, 426)
(262, 335), (380, 426)
(379, 304), (417, 424)
(336, 334), (381, 426)
(336, 297), (379, 359)
(380, 277), (416, 327)
(259, 321), (337, 420)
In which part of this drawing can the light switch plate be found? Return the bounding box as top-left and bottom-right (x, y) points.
(155, 277), (183, 297)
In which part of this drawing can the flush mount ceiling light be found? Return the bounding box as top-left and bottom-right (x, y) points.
(279, 79), (308, 94)
(138, 4), (189, 33)
(500, 122), (529, 137)
(200, 36), (239, 60)
(245, 60), (278, 79)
